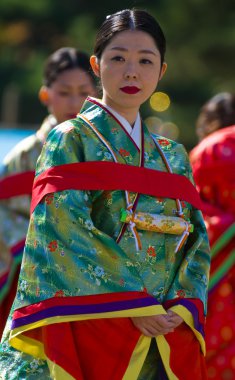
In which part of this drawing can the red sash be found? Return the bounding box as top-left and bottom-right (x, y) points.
(30, 161), (202, 213)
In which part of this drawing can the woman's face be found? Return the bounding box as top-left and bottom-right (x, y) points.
(45, 68), (96, 123)
(91, 30), (166, 123)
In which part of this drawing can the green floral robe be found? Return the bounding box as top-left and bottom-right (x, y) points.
(0, 98), (210, 380)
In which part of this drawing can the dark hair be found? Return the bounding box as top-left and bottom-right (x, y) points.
(43, 47), (96, 87)
(196, 92), (235, 139)
(94, 9), (166, 66)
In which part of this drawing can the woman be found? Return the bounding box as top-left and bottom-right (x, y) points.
(190, 93), (235, 380)
(0, 47), (97, 337)
(0, 10), (210, 380)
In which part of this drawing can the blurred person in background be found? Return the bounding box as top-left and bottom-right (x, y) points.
(190, 92), (235, 380)
(0, 9), (210, 379)
(0, 47), (97, 337)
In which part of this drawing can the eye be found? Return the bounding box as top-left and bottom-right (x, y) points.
(79, 91), (89, 96)
(111, 55), (125, 62)
(140, 58), (153, 64)
(58, 91), (69, 96)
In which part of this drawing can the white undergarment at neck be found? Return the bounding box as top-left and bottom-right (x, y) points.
(102, 103), (141, 149)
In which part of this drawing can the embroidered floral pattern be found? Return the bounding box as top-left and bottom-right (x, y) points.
(80, 264), (111, 286)
(158, 138), (172, 150)
(25, 358), (47, 375)
(18, 279), (29, 300)
(119, 148), (130, 157)
(119, 278), (125, 287)
(54, 290), (65, 297)
(48, 240), (58, 252)
(84, 219), (94, 230)
(96, 146), (113, 161)
(94, 266), (105, 277)
(176, 289), (186, 298)
(147, 246), (157, 257)
(45, 193), (54, 205)
(118, 148), (133, 162)
(111, 127), (119, 135)
(103, 192), (113, 206)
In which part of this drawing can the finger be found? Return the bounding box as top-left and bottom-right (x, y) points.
(167, 310), (182, 321)
(153, 316), (176, 329)
(149, 324), (175, 336)
(169, 315), (183, 326)
(145, 325), (164, 336)
(159, 327), (175, 335)
(166, 311), (183, 326)
(141, 327), (159, 337)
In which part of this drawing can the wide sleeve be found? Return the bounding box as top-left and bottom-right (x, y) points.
(0, 135), (40, 305)
(163, 146), (211, 354)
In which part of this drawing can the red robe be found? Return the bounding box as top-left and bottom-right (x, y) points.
(190, 125), (235, 380)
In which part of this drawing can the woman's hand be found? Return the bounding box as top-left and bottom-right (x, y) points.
(166, 309), (183, 329)
(131, 314), (175, 337)
(131, 310), (183, 337)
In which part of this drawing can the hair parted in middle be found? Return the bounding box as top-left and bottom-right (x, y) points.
(93, 9), (166, 66)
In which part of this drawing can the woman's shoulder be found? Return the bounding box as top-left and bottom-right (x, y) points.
(150, 132), (186, 153)
(35, 119), (89, 176)
(2, 133), (42, 175)
(48, 114), (94, 139)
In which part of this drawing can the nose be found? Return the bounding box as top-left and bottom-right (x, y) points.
(70, 94), (84, 110)
(124, 63), (138, 80)
(125, 73), (137, 79)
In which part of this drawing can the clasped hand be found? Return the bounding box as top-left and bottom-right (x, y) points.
(131, 310), (183, 337)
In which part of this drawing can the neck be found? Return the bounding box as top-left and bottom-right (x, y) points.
(101, 98), (139, 125)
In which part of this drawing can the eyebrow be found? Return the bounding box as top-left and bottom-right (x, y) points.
(110, 47), (158, 56)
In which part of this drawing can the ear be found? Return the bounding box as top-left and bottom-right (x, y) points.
(90, 55), (100, 77)
(159, 62), (167, 80)
(39, 86), (49, 105)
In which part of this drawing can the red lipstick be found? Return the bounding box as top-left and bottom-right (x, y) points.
(120, 86), (140, 94)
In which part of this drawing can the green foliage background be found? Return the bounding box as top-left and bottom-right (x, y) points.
(0, 0), (234, 149)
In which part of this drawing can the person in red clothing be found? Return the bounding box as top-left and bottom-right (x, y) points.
(190, 92), (235, 380)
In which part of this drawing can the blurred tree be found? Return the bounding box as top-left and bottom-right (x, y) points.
(0, 0), (234, 148)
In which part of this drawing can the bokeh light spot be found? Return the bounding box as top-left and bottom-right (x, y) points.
(145, 117), (179, 140)
(219, 282), (232, 297)
(144, 116), (163, 134)
(220, 326), (233, 341)
(150, 92), (170, 112)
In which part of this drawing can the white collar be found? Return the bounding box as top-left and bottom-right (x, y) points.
(102, 102), (141, 149)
